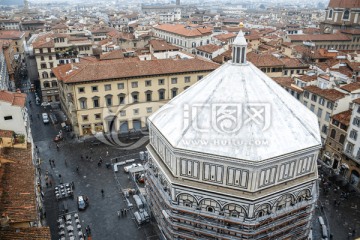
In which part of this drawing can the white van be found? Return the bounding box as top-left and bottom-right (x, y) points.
(42, 113), (49, 124)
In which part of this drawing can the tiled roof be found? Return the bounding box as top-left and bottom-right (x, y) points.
(272, 77), (303, 93)
(0, 90), (26, 107)
(0, 129), (14, 138)
(303, 85), (346, 102)
(288, 34), (351, 42)
(213, 33), (236, 42)
(154, 24), (212, 37)
(0, 30), (25, 40)
(149, 39), (180, 52)
(280, 58), (308, 68)
(51, 23), (68, 30)
(0, 145), (38, 223)
(296, 75), (317, 82)
(331, 110), (352, 126)
(196, 44), (222, 53)
(99, 49), (124, 60)
(53, 58), (219, 83)
(353, 98), (360, 105)
(340, 82), (360, 92)
(340, 29), (360, 35)
(328, 0), (360, 8)
(246, 52), (284, 67)
(0, 227), (51, 240)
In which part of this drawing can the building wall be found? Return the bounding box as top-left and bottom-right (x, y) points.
(0, 51), (10, 90)
(62, 71), (210, 136)
(0, 101), (28, 139)
(153, 28), (213, 53)
(301, 91), (349, 141)
(34, 37), (93, 103)
(146, 124), (319, 239)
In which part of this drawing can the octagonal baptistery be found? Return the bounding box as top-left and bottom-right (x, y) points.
(145, 30), (321, 240)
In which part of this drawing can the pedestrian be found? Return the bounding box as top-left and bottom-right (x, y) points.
(37, 113), (40, 119)
(49, 159), (51, 166)
(86, 155), (88, 160)
(80, 155), (83, 160)
(46, 182), (49, 188)
(52, 160), (55, 167)
(124, 208), (127, 216)
(87, 225), (91, 234)
(49, 180), (52, 187)
(121, 209), (123, 216)
(98, 161), (101, 167)
(76, 166), (79, 173)
(101, 189), (104, 197)
(56, 144), (59, 150)
(106, 151), (109, 156)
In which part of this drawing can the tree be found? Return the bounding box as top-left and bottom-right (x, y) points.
(259, 4), (265, 10)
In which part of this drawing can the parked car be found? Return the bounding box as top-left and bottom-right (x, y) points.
(77, 195), (89, 210)
(42, 113), (49, 124)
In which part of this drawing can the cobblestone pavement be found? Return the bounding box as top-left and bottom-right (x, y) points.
(27, 91), (158, 240)
(312, 163), (360, 240)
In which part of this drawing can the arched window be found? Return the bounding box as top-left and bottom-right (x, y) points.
(328, 9), (333, 19)
(192, 42), (196, 48)
(51, 80), (57, 87)
(78, 97), (87, 109)
(339, 134), (346, 144)
(105, 94), (113, 106)
(343, 10), (350, 20)
(42, 71), (49, 79)
(330, 129), (336, 139)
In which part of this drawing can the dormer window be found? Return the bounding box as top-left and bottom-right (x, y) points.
(343, 10), (350, 20)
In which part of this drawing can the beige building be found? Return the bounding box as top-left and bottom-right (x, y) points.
(153, 24), (213, 54)
(0, 30), (26, 58)
(302, 85), (349, 141)
(32, 33), (93, 103)
(320, 0), (360, 34)
(53, 58), (219, 136)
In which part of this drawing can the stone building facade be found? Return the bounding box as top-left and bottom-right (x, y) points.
(145, 30), (322, 239)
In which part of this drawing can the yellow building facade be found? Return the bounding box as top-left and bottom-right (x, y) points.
(53, 58), (219, 136)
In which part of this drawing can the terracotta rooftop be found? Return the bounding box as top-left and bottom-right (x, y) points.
(0, 144), (38, 224)
(353, 98), (360, 105)
(0, 226), (51, 240)
(213, 33), (236, 42)
(149, 39), (180, 52)
(272, 77), (303, 93)
(0, 90), (26, 107)
(51, 23), (68, 30)
(53, 58), (219, 84)
(341, 82), (360, 92)
(154, 24), (212, 37)
(196, 44), (222, 53)
(0, 30), (25, 40)
(340, 29), (360, 35)
(303, 85), (347, 102)
(288, 34), (351, 42)
(247, 52), (284, 67)
(99, 49), (124, 60)
(328, 0), (360, 8)
(0, 129), (14, 138)
(331, 110), (352, 126)
(296, 75), (317, 82)
(281, 58), (308, 68)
